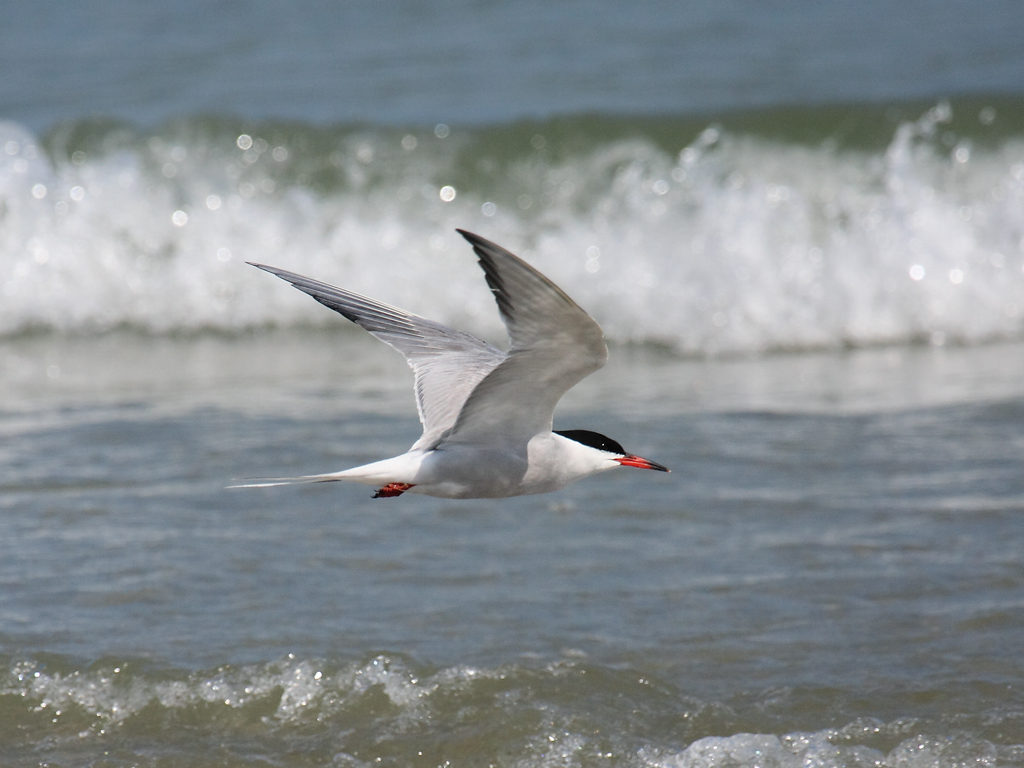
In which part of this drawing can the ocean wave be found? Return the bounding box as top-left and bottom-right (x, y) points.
(2, 653), (1019, 767)
(1, 100), (1022, 354)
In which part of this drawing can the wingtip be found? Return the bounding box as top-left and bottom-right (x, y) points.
(455, 228), (491, 250)
(455, 228), (477, 245)
(455, 229), (506, 271)
(248, 262), (297, 281)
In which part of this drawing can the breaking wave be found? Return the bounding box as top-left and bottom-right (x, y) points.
(3, 652), (1019, 767)
(2, 99), (1022, 354)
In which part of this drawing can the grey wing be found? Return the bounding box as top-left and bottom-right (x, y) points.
(444, 231), (608, 444)
(249, 263), (505, 449)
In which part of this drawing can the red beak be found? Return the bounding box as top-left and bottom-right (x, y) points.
(614, 455), (670, 472)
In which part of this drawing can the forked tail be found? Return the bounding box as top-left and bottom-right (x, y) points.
(226, 473), (344, 489)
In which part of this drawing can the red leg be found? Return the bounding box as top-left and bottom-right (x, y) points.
(373, 482), (415, 498)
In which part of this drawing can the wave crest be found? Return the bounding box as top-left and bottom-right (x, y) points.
(2, 101), (1022, 354)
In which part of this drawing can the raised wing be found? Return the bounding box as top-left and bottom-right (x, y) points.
(249, 263), (504, 449)
(445, 230), (608, 445)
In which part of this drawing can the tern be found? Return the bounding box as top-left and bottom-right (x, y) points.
(234, 229), (668, 498)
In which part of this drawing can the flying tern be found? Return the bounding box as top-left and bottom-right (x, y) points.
(234, 229), (669, 498)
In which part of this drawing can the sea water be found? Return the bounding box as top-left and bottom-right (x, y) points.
(2, 3), (1024, 767)
(3, 99), (1024, 349)
(3, 334), (1024, 767)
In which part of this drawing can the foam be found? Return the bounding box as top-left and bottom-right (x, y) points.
(2, 104), (1022, 354)
(3, 655), (1015, 766)
(641, 730), (1003, 768)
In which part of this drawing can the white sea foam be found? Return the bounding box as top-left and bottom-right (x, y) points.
(6, 654), (1012, 768)
(2, 105), (1022, 354)
(640, 730), (1002, 768)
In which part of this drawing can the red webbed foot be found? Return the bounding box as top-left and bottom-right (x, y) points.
(373, 482), (415, 498)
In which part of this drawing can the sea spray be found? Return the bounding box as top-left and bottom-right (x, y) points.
(1, 101), (1022, 353)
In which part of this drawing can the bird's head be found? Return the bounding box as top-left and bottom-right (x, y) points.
(554, 429), (669, 473)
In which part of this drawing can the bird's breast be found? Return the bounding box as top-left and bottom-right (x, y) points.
(413, 444), (530, 498)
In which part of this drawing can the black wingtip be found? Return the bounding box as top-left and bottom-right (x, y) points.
(248, 262), (298, 281)
(454, 229), (510, 274)
(455, 228), (494, 252)
(454, 230), (515, 317)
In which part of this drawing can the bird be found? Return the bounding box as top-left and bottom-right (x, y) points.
(232, 229), (668, 498)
